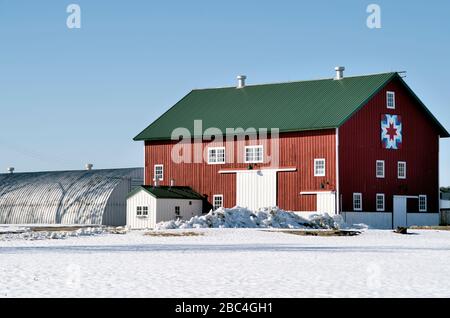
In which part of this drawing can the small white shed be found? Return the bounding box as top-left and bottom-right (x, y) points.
(126, 186), (203, 229)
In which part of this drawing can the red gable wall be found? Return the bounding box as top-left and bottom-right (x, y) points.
(339, 77), (440, 213)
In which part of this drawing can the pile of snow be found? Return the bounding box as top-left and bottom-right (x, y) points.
(0, 226), (107, 241)
(156, 206), (366, 230)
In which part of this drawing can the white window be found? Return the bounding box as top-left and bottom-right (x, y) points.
(398, 161), (406, 179)
(208, 147), (225, 164)
(136, 206), (148, 217)
(376, 194), (385, 211)
(376, 160), (385, 178)
(154, 164), (164, 181)
(353, 193), (362, 211)
(175, 206), (180, 216)
(387, 91), (396, 109)
(213, 195), (223, 210)
(419, 195), (427, 212)
(314, 159), (326, 177)
(244, 145), (264, 163)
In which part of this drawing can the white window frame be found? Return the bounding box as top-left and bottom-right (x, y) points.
(154, 164), (164, 181)
(376, 160), (385, 178)
(419, 195), (427, 212)
(244, 145), (264, 163)
(137, 206), (148, 217)
(387, 91), (396, 109)
(207, 147), (226, 164)
(314, 158), (326, 177)
(175, 206), (181, 216)
(398, 161), (407, 179)
(353, 193), (363, 211)
(376, 193), (385, 212)
(213, 194), (223, 210)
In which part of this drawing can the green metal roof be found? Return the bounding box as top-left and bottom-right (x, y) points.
(135, 72), (449, 140)
(128, 186), (204, 200)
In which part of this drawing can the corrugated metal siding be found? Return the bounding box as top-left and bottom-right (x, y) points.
(0, 168), (144, 225)
(145, 129), (336, 211)
(339, 78), (440, 213)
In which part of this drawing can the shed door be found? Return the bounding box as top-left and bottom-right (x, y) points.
(236, 170), (277, 210)
(393, 196), (407, 228)
(317, 193), (336, 215)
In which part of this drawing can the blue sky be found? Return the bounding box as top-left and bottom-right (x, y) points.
(0, 0), (449, 185)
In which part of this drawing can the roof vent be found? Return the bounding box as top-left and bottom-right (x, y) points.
(334, 66), (345, 80)
(7, 167), (14, 174)
(85, 163), (93, 171)
(237, 75), (247, 88)
(170, 179), (175, 187)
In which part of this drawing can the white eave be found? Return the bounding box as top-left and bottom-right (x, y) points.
(218, 167), (297, 174)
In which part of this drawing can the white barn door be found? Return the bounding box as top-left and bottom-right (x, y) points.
(317, 193), (336, 215)
(236, 170), (277, 210)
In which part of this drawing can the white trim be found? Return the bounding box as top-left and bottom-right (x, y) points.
(300, 191), (335, 195)
(213, 194), (224, 210)
(219, 167), (296, 174)
(335, 128), (340, 214)
(376, 193), (385, 212)
(353, 193), (362, 211)
(244, 145), (264, 163)
(207, 146), (226, 165)
(143, 143), (146, 184)
(398, 161), (407, 179)
(314, 158), (326, 177)
(438, 134), (440, 215)
(376, 160), (385, 178)
(419, 195), (427, 212)
(154, 164), (164, 181)
(136, 206), (149, 218)
(393, 195), (418, 199)
(387, 91), (396, 109)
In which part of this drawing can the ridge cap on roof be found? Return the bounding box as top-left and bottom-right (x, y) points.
(191, 72), (398, 91)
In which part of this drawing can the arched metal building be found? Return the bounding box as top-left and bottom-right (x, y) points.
(0, 168), (143, 226)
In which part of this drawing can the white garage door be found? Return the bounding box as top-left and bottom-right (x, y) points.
(236, 170), (277, 211)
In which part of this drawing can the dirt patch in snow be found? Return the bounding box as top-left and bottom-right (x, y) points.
(272, 229), (362, 237)
(410, 226), (450, 231)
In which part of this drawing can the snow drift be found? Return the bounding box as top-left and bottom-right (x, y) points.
(156, 206), (366, 230)
(0, 226), (107, 241)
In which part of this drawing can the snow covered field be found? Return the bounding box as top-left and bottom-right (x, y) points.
(1, 228), (450, 298)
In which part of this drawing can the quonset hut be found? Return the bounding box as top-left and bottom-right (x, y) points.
(0, 168), (143, 226)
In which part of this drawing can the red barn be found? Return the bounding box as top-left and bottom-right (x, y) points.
(134, 68), (449, 229)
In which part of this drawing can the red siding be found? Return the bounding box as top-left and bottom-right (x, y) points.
(339, 78), (440, 213)
(145, 129), (336, 211)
